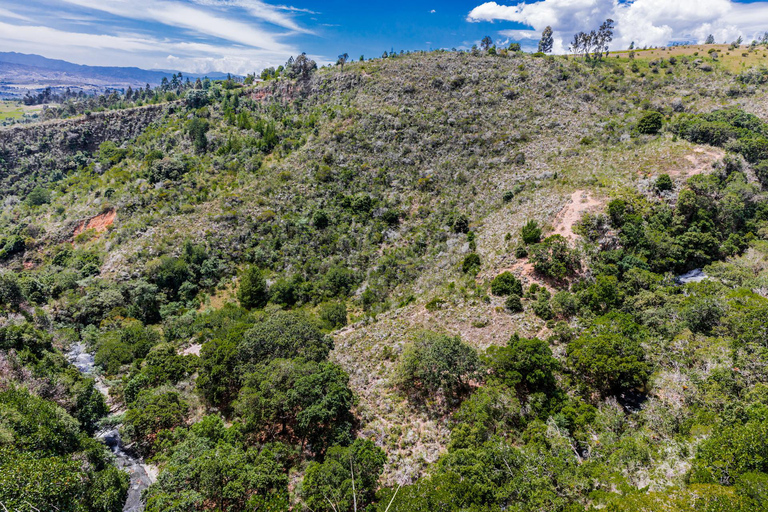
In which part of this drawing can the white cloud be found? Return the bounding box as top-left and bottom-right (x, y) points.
(0, 20), (294, 73)
(61, 0), (295, 52)
(190, 0), (314, 34)
(0, 7), (32, 21)
(468, 0), (768, 53)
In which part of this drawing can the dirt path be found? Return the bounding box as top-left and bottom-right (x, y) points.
(552, 190), (602, 242)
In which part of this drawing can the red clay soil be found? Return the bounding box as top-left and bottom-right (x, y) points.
(73, 209), (116, 236)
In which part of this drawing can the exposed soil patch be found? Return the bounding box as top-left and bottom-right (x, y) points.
(73, 208), (116, 236)
(674, 146), (724, 177)
(180, 343), (202, 356)
(552, 190), (602, 242)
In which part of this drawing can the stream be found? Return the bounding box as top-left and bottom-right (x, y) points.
(67, 342), (155, 512)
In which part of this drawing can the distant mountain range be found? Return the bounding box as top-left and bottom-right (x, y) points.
(0, 52), (235, 99)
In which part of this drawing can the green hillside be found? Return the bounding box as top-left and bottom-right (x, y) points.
(2, 48), (768, 511)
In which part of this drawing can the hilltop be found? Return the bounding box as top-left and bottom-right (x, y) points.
(1, 46), (768, 511)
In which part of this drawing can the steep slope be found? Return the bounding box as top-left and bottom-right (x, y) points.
(2, 49), (768, 511)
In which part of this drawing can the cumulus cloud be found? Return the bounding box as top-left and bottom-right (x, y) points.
(468, 0), (768, 53)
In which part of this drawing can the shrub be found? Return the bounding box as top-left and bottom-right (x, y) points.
(530, 235), (580, 280)
(756, 160), (768, 187)
(239, 311), (332, 364)
(26, 186), (50, 206)
(396, 331), (481, 402)
(302, 439), (386, 512)
(319, 301), (347, 329)
(505, 294), (523, 312)
(655, 173), (674, 192)
(485, 334), (559, 398)
(566, 313), (650, 396)
(462, 253), (481, 274)
(453, 214), (470, 234)
(238, 266), (268, 309)
(521, 220), (542, 244)
(491, 272), (523, 297)
(637, 111), (663, 134)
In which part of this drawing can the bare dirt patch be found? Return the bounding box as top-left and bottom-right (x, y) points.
(675, 147), (724, 178)
(552, 190), (602, 242)
(180, 344), (202, 356)
(73, 208), (116, 236)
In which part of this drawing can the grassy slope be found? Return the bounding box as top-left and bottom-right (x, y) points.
(2, 48), (768, 486)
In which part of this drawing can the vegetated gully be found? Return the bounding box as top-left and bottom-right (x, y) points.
(67, 342), (155, 512)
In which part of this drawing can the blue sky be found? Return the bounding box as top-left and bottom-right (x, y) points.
(1, 0), (768, 74)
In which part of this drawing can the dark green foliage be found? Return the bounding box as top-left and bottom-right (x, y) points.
(145, 427), (289, 512)
(521, 220), (542, 244)
(655, 173), (673, 192)
(319, 301), (348, 329)
(26, 186), (50, 206)
(637, 111), (663, 134)
(0, 387), (125, 512)
(530, 235), (580, 280)
(302, 439), (386, 512)
(452, 214), (470, 234)
(186, 117), (209, 153)
(197, 337), (239, 408)
(486, 335), (559, 399)
(238, 311), (332, 365)
(566, 313), (650, 397)
(238, 266), (269, 309)
(461, 253), (481, 274)
(755, 160), (768, 187)
(505, 294), (523, 312)
(690, 421), (768, 485)
(490, 272), (523, 297)
(236, 359), (354, 454)
(124, 389), (189, 455)
(396, 331), (481, 402)
(0, 235), (25, 261)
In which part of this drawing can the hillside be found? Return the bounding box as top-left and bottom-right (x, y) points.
(0, 52), (233, 99)
(2, 47), (768, 511)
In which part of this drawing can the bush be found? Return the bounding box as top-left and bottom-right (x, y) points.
(637, 111), (663, 135)
(485, 334), (559, 398)
(490, 272), (523, 297)
(302, 439), (386, 512)
(452, 214), (470, 234)
(319, 301), (347, 329)
(26, 186), (51, 206)
(521, 220), (542, 244)
(566, 313), (650, 396)
(236, 359), (354, 454)
(755, 160), (768, 187)
(655, 173), (673, 192)
(530, 235), (580, 280)
(238, 266), (268, 309)
(505, 294), (523, 312)
(239, 311), (332, 364)
(462, 253), (481, 274)
(396, 331), (481, 402)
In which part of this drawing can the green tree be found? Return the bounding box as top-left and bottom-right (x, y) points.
(236, 359), (354, 453)
(238, 266), (269, 310)
(567, 313), (650, 396)
(486, 335), (559, 399)
(538, 26), (554, 53)
(637, 111), (664, 135)
(521, 220), (542, 244)
(303, 439), (386, 512)
(239, 311), (332, 365)
(396, 331), (481, 402)
(490, 272), (523, 297)
(124, 389), (188, 455)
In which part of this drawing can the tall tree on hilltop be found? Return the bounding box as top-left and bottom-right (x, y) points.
(538, 26), (554, 53)
(481, 36), (493, 52)
(337, 53), (349, 72)
(705, 34), (715, 44)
